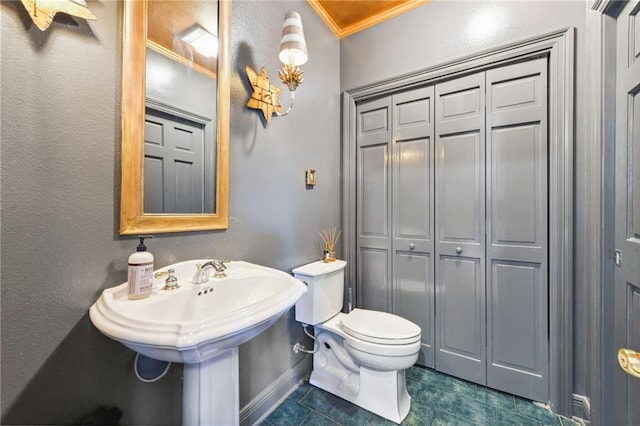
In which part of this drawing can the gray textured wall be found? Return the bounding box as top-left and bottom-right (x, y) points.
(339, 0), (591, 403)
(1, 0), (599, 422)
(0, 0), (340, 424)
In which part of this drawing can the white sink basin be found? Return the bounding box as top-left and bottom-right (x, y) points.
(90, 259), (308, 425)
(89, 259), (307, 363)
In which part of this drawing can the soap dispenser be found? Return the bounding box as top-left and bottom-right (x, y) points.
(128, 235), (154, 300)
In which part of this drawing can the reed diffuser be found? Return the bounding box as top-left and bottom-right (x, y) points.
(319, 227), (341, 262)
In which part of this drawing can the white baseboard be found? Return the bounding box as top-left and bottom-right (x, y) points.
(239, 357), (312, 425)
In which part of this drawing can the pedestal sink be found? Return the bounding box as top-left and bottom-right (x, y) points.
(89, 259), (307, 425)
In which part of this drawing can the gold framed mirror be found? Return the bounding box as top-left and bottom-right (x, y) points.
(119, 0), (230, 234)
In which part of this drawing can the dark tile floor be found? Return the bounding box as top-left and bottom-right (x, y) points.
(262, 366), (579, 425)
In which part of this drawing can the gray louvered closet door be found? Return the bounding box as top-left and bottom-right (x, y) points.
(356, 58), (548, 402)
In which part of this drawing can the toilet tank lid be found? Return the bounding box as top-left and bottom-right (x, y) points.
(292, 260), (346, 277)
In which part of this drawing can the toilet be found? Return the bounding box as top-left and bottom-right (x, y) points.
(293, 259), (421, 424)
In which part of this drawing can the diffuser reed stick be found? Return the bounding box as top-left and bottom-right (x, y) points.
(319, 227), (341, 262)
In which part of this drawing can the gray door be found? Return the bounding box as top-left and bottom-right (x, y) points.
(392, 87), (435, 367)
(144, 109), (205, 214)
(485, 58), (548, 402)
(435, 72), (487, 386)
(356, 97), (393, 312)
(614, 1), (640, 424)
(433, 60), (549, 399)
(356, 60), (550, 401)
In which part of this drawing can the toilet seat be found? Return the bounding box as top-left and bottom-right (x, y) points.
(340, 309), (421, 345)
(339, 309), (421, 358)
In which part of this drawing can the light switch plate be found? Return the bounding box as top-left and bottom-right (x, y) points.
(306, 168), (317, 186)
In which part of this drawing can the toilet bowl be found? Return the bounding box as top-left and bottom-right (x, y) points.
(293, 260), (421, 424)
(339, 308), (421, 370)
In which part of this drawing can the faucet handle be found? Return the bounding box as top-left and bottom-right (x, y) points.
(154, 271), (169, 279)
(163, 269), (179, 290)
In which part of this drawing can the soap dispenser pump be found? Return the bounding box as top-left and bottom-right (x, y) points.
(128, 235), (154, 300)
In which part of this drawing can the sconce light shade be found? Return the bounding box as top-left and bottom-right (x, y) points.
(278, 12), (308, 67)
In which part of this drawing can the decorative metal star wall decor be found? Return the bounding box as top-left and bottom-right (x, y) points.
(246, 65), (283, 124)
(20, 0), (97, 31)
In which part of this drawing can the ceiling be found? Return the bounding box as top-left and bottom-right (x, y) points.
(146, 0), (433, 74)
(307, 0), (433, 38)
(147, 1), (218, 77)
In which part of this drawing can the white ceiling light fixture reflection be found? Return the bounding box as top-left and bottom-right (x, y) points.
(180, 24), (218, 58)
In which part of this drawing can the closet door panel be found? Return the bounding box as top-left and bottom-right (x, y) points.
(435, 73), (486, 384)
(437, 80), (483, 136)
(360, 248), (391, 312)
(395, 138), (430, 244)
(392, 87), (435, 367)
(486, 58), (548, 402)
(357, 97), (392, 311)
(487, 260), (547, 390)
(395, 87), (433, 140)
(489, 73), (544, 126)
(396, 252), (434, 366)
(360, 144), (390, 236)
(436, 256), (485, 384)
(492, 125), (539, 244)
(438, 132), (483, 250)
(359, 100), (391, 144)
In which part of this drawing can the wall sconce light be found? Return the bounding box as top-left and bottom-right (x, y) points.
(246, 11), (308, 124)
(20, 0), (96, 31)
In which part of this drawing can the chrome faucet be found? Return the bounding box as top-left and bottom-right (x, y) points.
(192, 260), (227, 284)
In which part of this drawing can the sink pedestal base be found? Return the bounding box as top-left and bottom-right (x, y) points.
(182, 348), (239, 426)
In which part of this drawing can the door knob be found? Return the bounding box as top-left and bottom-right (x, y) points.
(455, 247), (463, 254)
(618, 348), (640, 379)
(409, 243), (415, 250)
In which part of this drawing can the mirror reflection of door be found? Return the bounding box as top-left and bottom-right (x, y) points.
(144, 1), (218, 214)
(144, 108), (206, 213)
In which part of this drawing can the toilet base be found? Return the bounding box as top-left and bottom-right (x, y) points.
(310, 356), (411, 424)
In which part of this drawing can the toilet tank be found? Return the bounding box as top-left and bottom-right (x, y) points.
(293, 260), (346, 325)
